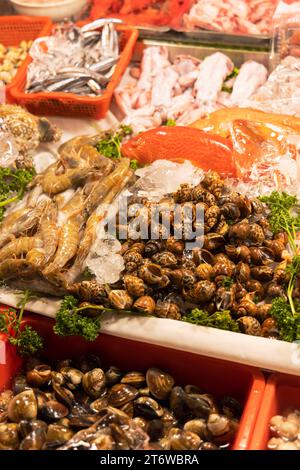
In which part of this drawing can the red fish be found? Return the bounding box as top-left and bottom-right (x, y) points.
(121, 126), (236, 176)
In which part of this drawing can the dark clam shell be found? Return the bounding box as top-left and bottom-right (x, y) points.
(134, 397), (164, 419)
(41, 400), (69, 422)
(146, 368), (174, 400)
(121, 371), (146, 389)
(82, 368), (106, 398)
(108, 384), (139, 407)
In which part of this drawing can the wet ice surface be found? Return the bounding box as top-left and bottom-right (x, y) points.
(85, 228), (125, 285)
(134, 160), (204, 199)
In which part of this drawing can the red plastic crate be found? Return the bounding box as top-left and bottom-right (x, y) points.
(250, 373), (300, 450)
(0, 313), (265, 450)
(0, 16), (53, 103)
(9, 24), (138, 119)
(90, 0), (189, 27)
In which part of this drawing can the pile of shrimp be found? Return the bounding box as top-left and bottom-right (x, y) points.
(0, 135), (134, 296)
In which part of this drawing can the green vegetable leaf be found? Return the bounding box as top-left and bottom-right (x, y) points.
(0, 290), (43, 356)
(130, 159), (140, 171)
(166, 119), (176, 127)
(0, 167), (36, 221)
(96, 125), (133, 160)
(54, 295), (102, 342)
(270, 298), (300, 343)
(183, 309), (239, 333)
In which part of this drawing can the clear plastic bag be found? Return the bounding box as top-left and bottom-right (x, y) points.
(0, 120), (20, 168)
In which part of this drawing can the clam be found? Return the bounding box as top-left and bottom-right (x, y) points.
(168, 427), (201, 450)
(184, 385), (203, 395)
(120, 401), (134, 418)
(169, 387), (188, 420)
(133, 296), (156, 315)
(105, 366), (122, 387)
(19, 419), (48, 438)
(146, 368), (174, 400)
(90, 397), (109, 413)
(8, 389), (38, 423)
(46, 424), (74, 445)
(183, 419), (207, 439)
(26, 365), (52, 388)
(121, 371), (146, 389)
(134, 397), (164, 419)
(12, 375), (29, 395)
(108, 290), (133, 310)
(0, 423), (20, 449)
(82, 369), (106, 399)
(60, 367), (83, 390)
(108, 384), (138, 407)
(76, 354), (102, 373)
(52, 383), (75, 408)
(184, 393), (218, 419)
(221, 396), (242, 419)
(19, 428), (46, 450)
(68, 415), (100, 430)
(199, 441), (219, 450)
(147, 419), (165, 441)
(207, 413), (236, 446)
(41, 400), (69, 422)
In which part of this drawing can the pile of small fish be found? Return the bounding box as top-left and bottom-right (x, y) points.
(268, 410), (300, 450)
(182, 0), (278, 35)
(0, 355), (241, 450)
(26, 19), (121, 96)
(0, 133), (134, 296)
(115, 46), (268, 132)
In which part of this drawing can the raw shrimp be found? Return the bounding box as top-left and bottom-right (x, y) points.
(0, 202), (46, 249)
(41, 165), (91, 195)
(0, 236), (42, 263)
(65, 168), (134, 285)
(84, 158), (131, 215)
(43, 211), (84, 278)
(39, 202), (60, 264)
(0, 259), (33, 280)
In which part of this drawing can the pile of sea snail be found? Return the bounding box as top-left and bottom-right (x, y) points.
(268, 410), (300, 450)
(88, 171), (293, 339)
(0, 355), (242, 450)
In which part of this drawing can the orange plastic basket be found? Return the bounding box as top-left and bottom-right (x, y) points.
(90, 0), (186, 27)
(250, 373), (300, 450)
(0, 16), (53, 102)
(9, 24), (138, 119)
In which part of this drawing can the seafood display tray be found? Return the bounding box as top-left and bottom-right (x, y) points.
(250, 374), (300, 450)
(131, 38), (271, 69)
(0, 288), (300, 378)
(0, 314), (265, 450)
(0, 15), (53, 101)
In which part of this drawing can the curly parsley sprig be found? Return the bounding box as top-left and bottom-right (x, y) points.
(96, 125), (133, 160)
(0, 290), (44, 356)
(0, 167), (36, 222)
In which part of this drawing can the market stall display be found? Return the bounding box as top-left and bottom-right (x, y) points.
(2, 10), (300, 453)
